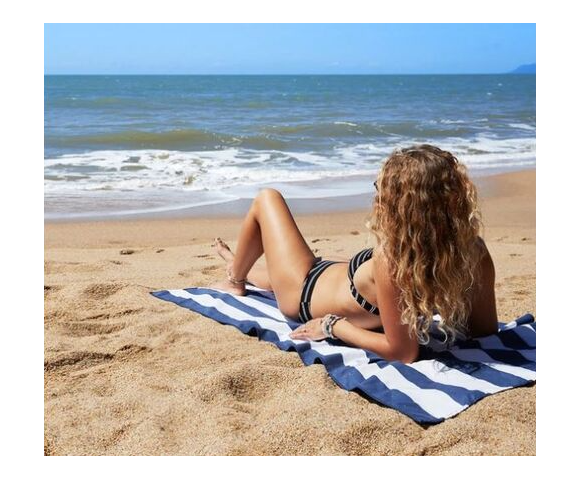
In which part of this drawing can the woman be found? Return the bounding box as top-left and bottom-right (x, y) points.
(211, 144), (498, 364)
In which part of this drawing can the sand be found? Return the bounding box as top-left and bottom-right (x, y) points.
(44, 169), (536, 456)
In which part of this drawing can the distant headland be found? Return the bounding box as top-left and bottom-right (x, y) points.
(510, 63), (536, 74)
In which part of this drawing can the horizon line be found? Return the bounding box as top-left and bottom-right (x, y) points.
(44, 72), (536, 76)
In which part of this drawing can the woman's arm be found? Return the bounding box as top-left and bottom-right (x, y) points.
(289, 315), (417, 362)
(468, 239), (499, 337)
(332, 248), (418, 363)
(291, 248), (419, 363)
(331, 318), (417, 362)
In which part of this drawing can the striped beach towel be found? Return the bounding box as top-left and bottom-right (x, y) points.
(151, 285), (536, 424)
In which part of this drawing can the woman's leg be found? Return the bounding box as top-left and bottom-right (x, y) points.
(214, 241), (348, 291)
(213, 240), (272, 290)
(211, 188), (316, 318)
(246, 265), (273, 290)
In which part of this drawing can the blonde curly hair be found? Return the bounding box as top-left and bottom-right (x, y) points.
(365, 144), (485, 345)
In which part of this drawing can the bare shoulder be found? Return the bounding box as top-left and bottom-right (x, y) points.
(475, 236), (495, 277)
(371, 246), (397, 291)
(469, 236), (498, 336)
(475, 235), (489, 252)
(371, 245), (388, 272)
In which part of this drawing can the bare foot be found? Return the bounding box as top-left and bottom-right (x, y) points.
(209, 278), (247, 296)
(210, 238), (246, 295)
(212, 237), (235, 264)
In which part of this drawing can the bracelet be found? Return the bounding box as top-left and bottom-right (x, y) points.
(328, 315), (342, 339)
(321, 315), (330, 337)
(322, 314), (344, 339)
(226, 266), (246, 285)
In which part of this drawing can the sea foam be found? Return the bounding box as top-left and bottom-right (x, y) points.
(45, 135), (536, 197)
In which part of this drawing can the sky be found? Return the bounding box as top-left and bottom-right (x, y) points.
(44, 23), (536, 75)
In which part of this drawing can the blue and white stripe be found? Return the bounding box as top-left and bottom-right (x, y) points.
(151, 285), (536, 424)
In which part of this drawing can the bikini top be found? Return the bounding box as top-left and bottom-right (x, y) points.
(348, 248), (380, 315)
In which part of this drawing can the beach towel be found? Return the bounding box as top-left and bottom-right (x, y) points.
(151, 285), (536, 424)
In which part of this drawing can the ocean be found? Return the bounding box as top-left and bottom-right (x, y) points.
(44, 75), (536, 219)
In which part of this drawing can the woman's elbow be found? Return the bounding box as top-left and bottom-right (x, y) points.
(395, 348), (419, 364)
(378, 342), (419, 364)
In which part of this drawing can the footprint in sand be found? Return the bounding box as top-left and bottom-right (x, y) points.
(178, 267), (198, 277)
(119, 249), (136, 255)
(82, 308), (143, 321)
(311, 238), (330, 243)
(60, 321), (127, 337)
(350, 230), (360, 235)
(83, 283), (126, 300)
(45, 307), (77, 323)
(195, 254), (211, 258)
(44, 344), (150, 373)
(199, 365), (280, 404)
(506, 274), (536, 283)
(179, 266), (215, 277)
(201, 265), (219, 275)
(49, 308), (144, 337)
(44, 351), (115, 372)
(337, 421), (391, 455)
(44, 438), (56, 456)
(44, 285), (62, 295)
(45, 261), (103, 274)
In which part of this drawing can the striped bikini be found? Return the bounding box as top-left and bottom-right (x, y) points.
(297, 248), (380, 323)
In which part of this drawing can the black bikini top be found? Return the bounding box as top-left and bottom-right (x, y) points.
(348, 248), (380, 315)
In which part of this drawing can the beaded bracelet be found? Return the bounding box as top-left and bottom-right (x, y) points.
(321, 315), (332, 337)
(322, 314), (344, 339)
(327, 315), (342, 339)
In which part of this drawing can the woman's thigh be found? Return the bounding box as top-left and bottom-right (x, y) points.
(254, 189), (316, 317)
(247, 264), (272, 291)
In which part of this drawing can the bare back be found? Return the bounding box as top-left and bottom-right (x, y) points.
(309, 240), (498, 338)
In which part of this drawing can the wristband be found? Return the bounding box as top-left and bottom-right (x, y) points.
(322, 314), (344, 339)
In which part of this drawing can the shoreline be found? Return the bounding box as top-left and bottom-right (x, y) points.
(45, 169), (536, 254)
(45, 165), (535, 223)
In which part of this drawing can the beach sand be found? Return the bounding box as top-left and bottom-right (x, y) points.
(44, 169), (536, 456)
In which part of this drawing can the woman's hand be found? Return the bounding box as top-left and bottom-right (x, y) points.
(289, 317), (327, 341)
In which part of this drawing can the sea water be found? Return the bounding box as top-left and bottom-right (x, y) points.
(44, 75), (535, 219)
